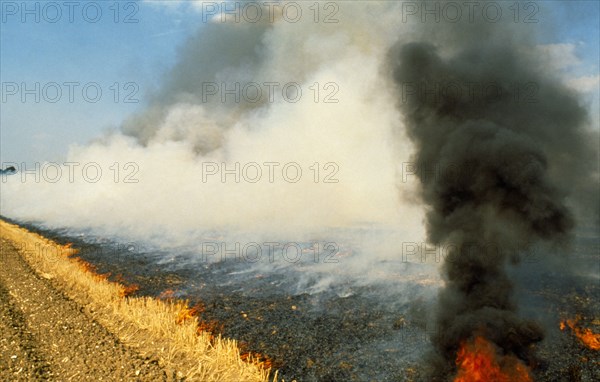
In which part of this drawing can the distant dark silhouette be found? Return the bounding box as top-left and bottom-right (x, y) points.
(0, 166), (17, 175)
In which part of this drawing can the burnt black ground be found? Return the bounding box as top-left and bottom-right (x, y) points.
(3, 216), (598, 382)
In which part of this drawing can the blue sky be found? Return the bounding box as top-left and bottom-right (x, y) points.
(1, 0), (202, 164)
(1, 0), (599, 166)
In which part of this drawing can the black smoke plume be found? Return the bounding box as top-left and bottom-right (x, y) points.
(388, 3), (598, 379)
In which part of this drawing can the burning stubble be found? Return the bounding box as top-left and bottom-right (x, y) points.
(387, 2), (599, 380)
(1, 2), (598, 378)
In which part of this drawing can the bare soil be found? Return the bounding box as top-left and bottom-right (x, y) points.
(0, 237), (169, 381)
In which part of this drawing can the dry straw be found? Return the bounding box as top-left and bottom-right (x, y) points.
(0, 219), (287, 382)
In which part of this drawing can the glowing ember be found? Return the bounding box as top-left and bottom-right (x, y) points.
(454, 336), (533, 382)
(158, 289), (176, 300)
(561, 317), (600, 351)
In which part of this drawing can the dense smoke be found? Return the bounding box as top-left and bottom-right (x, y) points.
(2, 2), (598, 365)
(1, 2), (427, 272)
(388, 2), (599, 379)
(120, 18), (273, 155)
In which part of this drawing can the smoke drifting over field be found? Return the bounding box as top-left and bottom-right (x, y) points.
(1, 2), (425, 251)
(1, 4), (598, 377)
(388, 3), (599, 378)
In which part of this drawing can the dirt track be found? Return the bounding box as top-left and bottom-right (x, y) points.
(0, 237), (169, 381)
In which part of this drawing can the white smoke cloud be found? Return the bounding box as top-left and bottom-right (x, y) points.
(1, 2), (427, 266)
(535, 43), (581, 71)
(567, 74), (600, 93)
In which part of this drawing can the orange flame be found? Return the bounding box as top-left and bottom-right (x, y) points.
(112, 274), (140, 297)
(175, 300), (274, 371)
(176, 304), (202, 324)
(240, 351), (274, 370)
(71, 257), (110, 281)
(62, 243), (79, 257)
(238, 342), (276, 371)
(560, 317), (600, 350)
(118, 283), (140, 298)
(173, 302), (222, 342)
(454, 336), (533, 382)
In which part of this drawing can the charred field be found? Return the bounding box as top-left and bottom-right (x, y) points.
(2, 1), (599, 382)
(7, 217), (599, 382)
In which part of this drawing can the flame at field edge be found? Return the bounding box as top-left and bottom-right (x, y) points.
(453, 336), (533, 382)
(561, 317), (600, 351)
